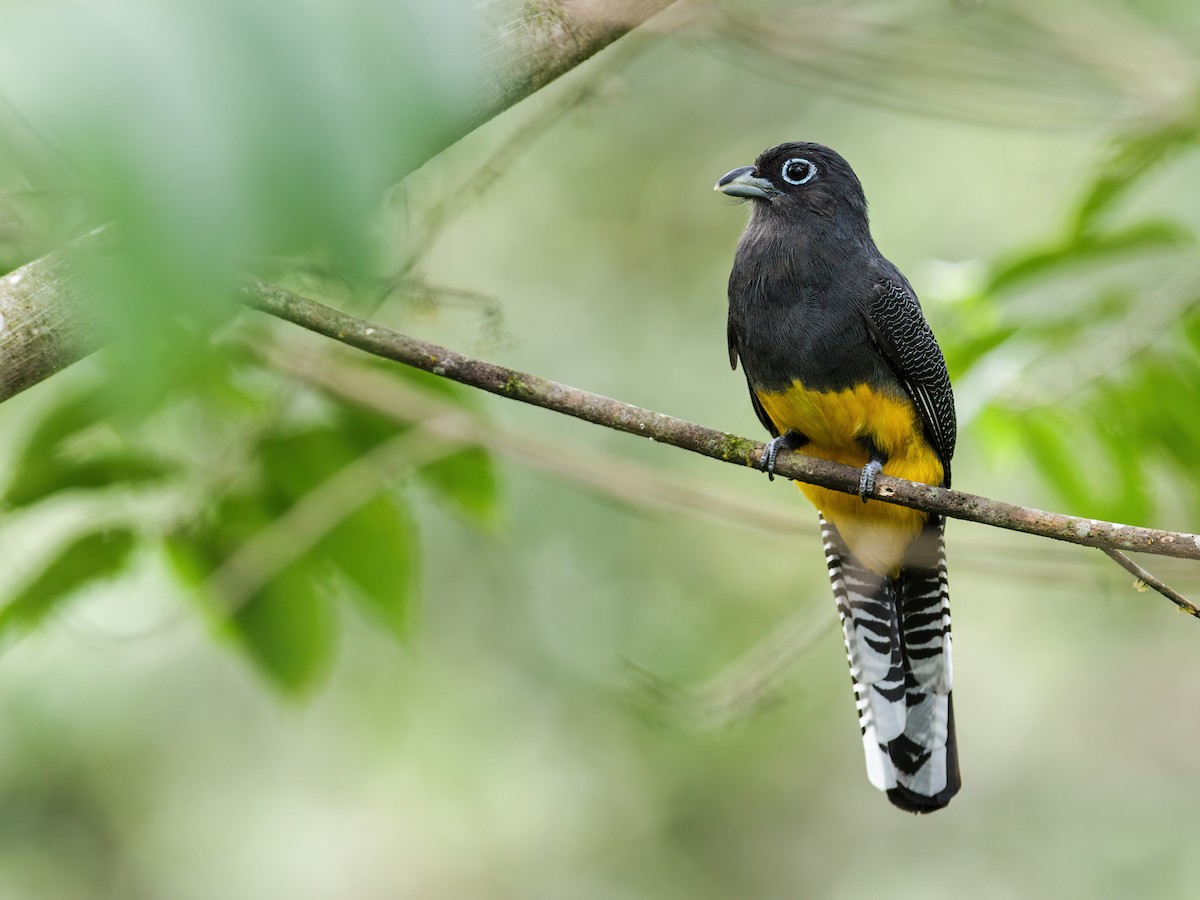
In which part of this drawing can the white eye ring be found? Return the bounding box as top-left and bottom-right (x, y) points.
(781, 157), (816, 185)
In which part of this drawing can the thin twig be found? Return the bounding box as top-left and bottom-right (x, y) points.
(240, 278), (1200, 575)
(627, 606), (836, 730)
(205, 422), (467, 612)
(1103, 548), (1200, 615)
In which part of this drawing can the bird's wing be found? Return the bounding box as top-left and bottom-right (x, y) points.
(862, 278), (957, 483)
(729, 314), (780, 436)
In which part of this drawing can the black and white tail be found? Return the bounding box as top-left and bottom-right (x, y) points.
(819, 515), (959, 813)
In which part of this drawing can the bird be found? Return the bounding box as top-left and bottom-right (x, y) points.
(715, 142), (960, 813)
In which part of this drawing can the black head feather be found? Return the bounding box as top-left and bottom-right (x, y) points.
(756, 142), (868, 221)
(717, 141), (869, 231)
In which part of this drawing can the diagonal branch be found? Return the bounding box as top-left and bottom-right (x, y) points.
(259, 341), (1198, 721)
(270, 342), (1199, 584)
(453, 0), (681, 166)
(1103, 548), (1199, 615)
(260, 341), (804, 539)
(0, 227), (108, 402)
(205, 422), (467, 613)
(239, 276), (1200, 593)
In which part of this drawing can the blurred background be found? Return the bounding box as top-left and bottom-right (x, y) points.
(1, 0), (1200, 897)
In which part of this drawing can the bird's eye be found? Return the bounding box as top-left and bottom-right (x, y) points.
(781, 157), (816, 186)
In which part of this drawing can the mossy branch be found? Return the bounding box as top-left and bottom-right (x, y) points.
(239, 276), (1200, 616)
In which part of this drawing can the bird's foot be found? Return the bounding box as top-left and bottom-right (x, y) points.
(760, 431), (805, 481)
(858, 455), (885, 502)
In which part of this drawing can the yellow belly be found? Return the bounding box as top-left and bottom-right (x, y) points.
(755, 381), (944, 576)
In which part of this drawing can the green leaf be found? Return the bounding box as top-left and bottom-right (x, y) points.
(335, 397), (413, 454)
(0, 529), (137, 636)
(258, 426), (370, 503)
(1071, 113), (1200, 234)
(319, 494), (416, 640)
(1020, 409), (1100, 516)
(1182, 310), (1200, 354)
(162, 532), (211, 588)
(941, 324), (1019, 377)
(986, 221), (1192, 295)
(1136, 361), (1200, 487)
(417, 447), (499, 529)
(229, 563), (336, 695)
(162, 404), (431, 688)
(5, 453), (174, 509)
(258, 425), (420, 640)
(163, 493), (275, 585)
(166, 493), (335, 694)
(4, 380), (174, 508)
(18, 385), (109, 454)
(1094, 416), (1151, 526)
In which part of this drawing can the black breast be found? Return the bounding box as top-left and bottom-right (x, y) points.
(727, 222), (897, 396)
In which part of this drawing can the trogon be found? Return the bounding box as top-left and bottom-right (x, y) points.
(716, 142), (960, 813)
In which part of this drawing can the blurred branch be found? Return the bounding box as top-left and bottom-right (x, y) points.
(240, 277), (1200, 615)
(259, 341), (803, 538)
(206, 425), (466, 613)
(391, 27), (647, 286)
(703, 0), (1197, 130)
(628, 606), (834, 729)
(440, 0), (679, 165)
(0, 1), (679, 401)
(0, 226), (107, 402)
(704, 1), (1119, 129)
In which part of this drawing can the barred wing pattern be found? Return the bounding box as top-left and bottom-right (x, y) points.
(820, 515), (959, 811)
(864, 278), (957, 483)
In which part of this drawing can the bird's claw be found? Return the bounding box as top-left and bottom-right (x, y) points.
(858, 457), (884, 502)
(760, 431), (803, 481)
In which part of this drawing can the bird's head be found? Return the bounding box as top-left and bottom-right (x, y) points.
(714, 142), (868, 226)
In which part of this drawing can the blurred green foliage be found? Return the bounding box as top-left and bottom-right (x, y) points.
(945, 98), (1200, 525)
(0, 357), (499, 693)
(0, 0), (491, 693)
(0, 0), (474, 405)
(0, 529), (136, 637)
(1, 0), (1200, 898)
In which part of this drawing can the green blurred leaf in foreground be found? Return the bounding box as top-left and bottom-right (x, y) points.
(3, 382), (175, 509)
(165, 491), (338, 693)
(954, 103), (1200, 526)
(0, 528), (137, 636)
(0, 0), (476, 403)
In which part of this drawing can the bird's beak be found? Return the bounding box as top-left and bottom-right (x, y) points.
(714, 166), (777, 200)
